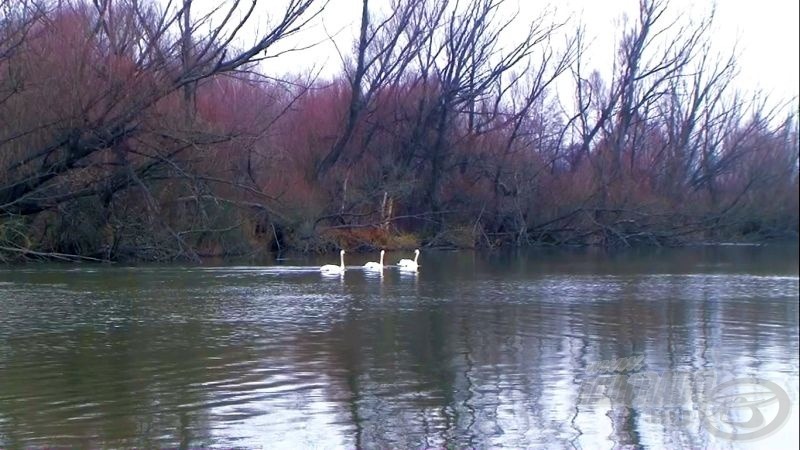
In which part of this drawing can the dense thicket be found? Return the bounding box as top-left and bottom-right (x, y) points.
(1, 0), (797, 261)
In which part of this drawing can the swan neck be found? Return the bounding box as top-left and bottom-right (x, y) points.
(340, 252), (345, 269)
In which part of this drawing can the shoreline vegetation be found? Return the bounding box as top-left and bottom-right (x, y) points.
(0, 0), (797, 263)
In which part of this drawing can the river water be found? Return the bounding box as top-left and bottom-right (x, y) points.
(0, 245), (798, 448)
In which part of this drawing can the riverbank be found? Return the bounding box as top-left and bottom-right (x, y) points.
(2, 0), (797, 264)
(3, 211), (795, 263)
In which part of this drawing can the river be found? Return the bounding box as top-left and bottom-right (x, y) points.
(0, 244), (798, 448)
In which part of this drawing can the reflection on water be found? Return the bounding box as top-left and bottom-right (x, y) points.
(0, 245), (798, 448)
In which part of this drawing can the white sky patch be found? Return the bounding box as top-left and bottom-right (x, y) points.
(181, 0), (799, 104)
(236, 0), (798, 104)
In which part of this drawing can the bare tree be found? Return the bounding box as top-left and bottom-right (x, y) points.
(0, 0), (324, 259)
(315, 0), (446, 176)
(413, 0), (564, 220)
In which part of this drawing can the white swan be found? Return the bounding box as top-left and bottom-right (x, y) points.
(320, 250), (346, 274)
(397, 249), (419, 271)
(364, 250), (385, 271)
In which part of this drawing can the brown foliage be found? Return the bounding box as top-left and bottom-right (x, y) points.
(0, 0), (797, 261)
